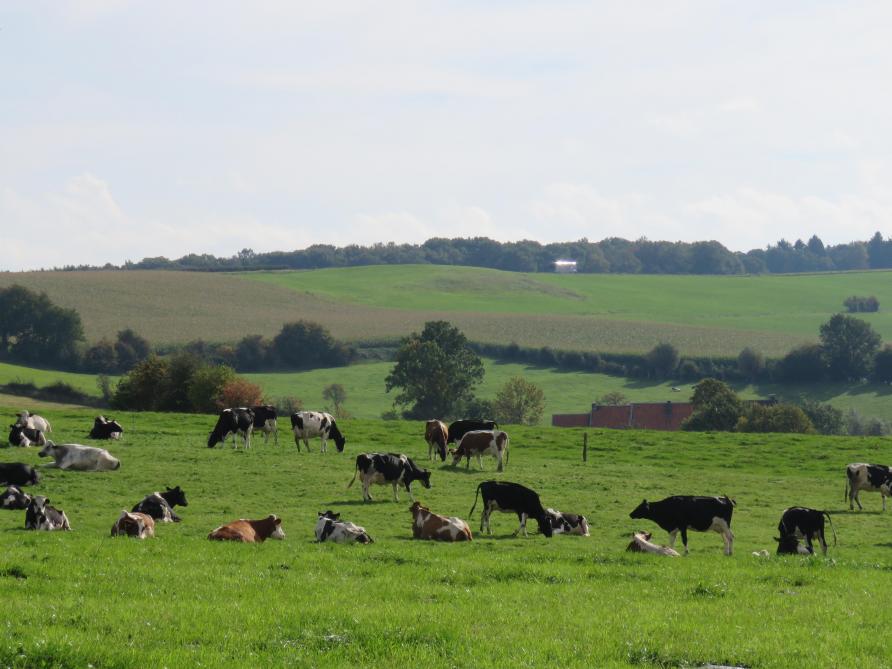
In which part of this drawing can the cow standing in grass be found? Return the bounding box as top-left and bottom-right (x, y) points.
(208, 408), (255, 449)
(291, 411), (346, 453)
(845, 463), (892, 511)
(468, 480), (553, 538)
(776, 507), (836, 555)
(424, 420), (448, 462)
(629, 495), (736, 555)
(347, 453), (431, 502)
(450, 430), (509, 472)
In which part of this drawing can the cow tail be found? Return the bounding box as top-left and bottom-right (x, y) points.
(46, 420), (53, 433)
(346, 463), (358, 489)
(824, 511), (838, 546)
(469, 483), (482, 519)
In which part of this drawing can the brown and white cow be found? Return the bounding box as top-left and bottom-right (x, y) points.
(111, 510), (156, 539)
(450, 430), (509, 472)
(207, 515), (285, 543)
(424, 420), (448, 462)
(626, 531), (680, 557)
(409, 502), (472, 541)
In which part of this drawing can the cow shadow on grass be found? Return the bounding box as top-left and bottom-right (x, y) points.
(875, 542), (892, 549)
(322, 499), (419, 507)
(824, 508), (884, 515)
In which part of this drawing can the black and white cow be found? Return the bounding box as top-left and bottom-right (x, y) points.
(845, 463), (892, 511)
(447, 419), (499, 444)
(544, 508), (590, 536)
(89, 415), (124, 440)
(291, 411), (345, 453)
(252, 405), (278, 445)
(14, 411), (52, 436)
(132, 486), (189, 523)
(315, 510), (373, 544)
(1, 485), (32, 510)
(207, 408), (254, 449)
(468, 480), (553, 538)
(0, 462), (41, 486)
(25, 496), (71, 531)
(8, 423), (47, 447)
(629, 495), (736, 555)
(347, 453), (431, 502)
(776, 507), (836, 556)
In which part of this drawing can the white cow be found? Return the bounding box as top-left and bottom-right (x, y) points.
(15, 411), (52, 435)
(38, 440), (121, 471)
(626, 531), (681, 557)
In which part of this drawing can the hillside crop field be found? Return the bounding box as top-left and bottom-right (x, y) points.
(4, 266), (892, 355)
(1, 405), (891, 668)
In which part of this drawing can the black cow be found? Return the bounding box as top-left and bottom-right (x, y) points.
(89, 415), (124, 440)
(25, 496), (70, 531)
(629, 495), (736, 555)
(132, 486), (189, 522)
(347, 453), (431, 502)
(1, 485), (32, 510)
(252, 405), (278, 445)
(207, 408), (255, 449)
(447, 419), (499, 444)
(845, 463), (892, 511)
(0, 463), (40, 487)
(776, 507), (836, 556)
(8, 423), (46, 447)
(468, 480), (553, 538)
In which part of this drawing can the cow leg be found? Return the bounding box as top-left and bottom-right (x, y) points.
(817, 529), (828, 555)
(679, 528), (689, 555)
(476, 454), (484, 470)
(514, 512), (528, 537)
(362, 479), (372, 502)
(884, 494), (888, 512)
(406, 482), (415, 502)
(391, 482), (399, 502)
(853, 489), (863, 510)
(321, 437), (327, 454)
(667, 529), (678, 548)
(303, 438), (310, 453)
(496, 453), (503, 473)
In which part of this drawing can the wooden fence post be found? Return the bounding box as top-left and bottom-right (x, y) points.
(582, 432), (588, 462)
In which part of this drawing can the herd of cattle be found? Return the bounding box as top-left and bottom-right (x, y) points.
(2, 408), (892, 554)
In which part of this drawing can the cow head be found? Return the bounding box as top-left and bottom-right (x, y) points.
(27, 495), (48, 515)
(416, 469), (432, 489)
(775, 535), (812, 556)
(629, 500), (650, 519)
(318, 510), (340, 521)
(409, 501), (429, 517)
(8, 424), (28, 447)
(329, 422), (346, 452)
(164, 486), (188, 507)
(38, 440), (57, 459)
(535, 512), (554, 538)
(267, 515), (285, 540)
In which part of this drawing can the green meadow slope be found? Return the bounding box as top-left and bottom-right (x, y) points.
(1, 406), (890, 668)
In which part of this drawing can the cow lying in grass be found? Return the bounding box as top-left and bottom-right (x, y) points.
(1, 485), (32, 510)
(39, 441), (120, 471)
(25, 496), (70, 531)
(544, 508), (589, 536)
(0, 463), (40, 486)
(8, 423), (47, 447)
(776, 507), (836, 555)
(626, 531), (680, 557)
(315, 510), (373, 544)
(132, 486), (188, 523)
(111, 511), (155, 539)
(208, 515), (285, 543)
(410, 502), (472, 541)
(90, 416), (124, 440)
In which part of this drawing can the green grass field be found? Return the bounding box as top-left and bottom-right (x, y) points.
(1, 406), (891, 667)
(4, 266), (892, 355)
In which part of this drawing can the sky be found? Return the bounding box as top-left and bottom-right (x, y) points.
(2, 1), (892, 270)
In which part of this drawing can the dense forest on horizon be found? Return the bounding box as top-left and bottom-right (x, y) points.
(35, 231), (892, 276)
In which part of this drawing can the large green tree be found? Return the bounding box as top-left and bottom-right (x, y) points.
(0, 285), (84, 365)
(683, 378), (742, 431)
(493, 376), (545, 425)
(819, 314), (882, 381)
(385, 321), (484, 419)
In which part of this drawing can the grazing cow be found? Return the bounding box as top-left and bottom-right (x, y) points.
(291, 411), (346, 453)
(626, 531), (681, 557)
(111, 510), (156, 539)
(208, 515), (285, 543)
(132, 486), (188, 523)
(207, 408), (254, 449)
(347, 453), (431, 502)
(468, 480), (553, 538)
(410, 502), (473, 541)
(776, 507), (836, 556)
(424, 419), (448, 462)
(39, 440), (120, 471)
(447, 419), (498, 444)
(25, 496), (71, 531)
(544, 508), (590, 536)
(0, 462), (41, 486)
(315, 510), (373, 544)
(629, 496), (736, 555)
(8, 423), (47, 447)
(89, 415), (124, 440)
(450, 430), (509, 472)
(1, 485), (32, 510)
(14, 411), (52, 435)
(252, 405), (278, 445)
(845, 463), (892, 511)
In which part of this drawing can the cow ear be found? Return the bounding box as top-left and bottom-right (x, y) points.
(274, 517), (282, 526)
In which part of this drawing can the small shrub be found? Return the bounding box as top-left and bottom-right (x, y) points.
(217, 377), (265, 409)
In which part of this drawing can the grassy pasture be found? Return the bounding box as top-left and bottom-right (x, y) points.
(1, 405), (891, 668)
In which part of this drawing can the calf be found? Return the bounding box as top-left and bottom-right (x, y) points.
(8, 423), (47, 447)
(132, 486), (188, 523)
(347, 453), (431, 502)
(208, 515), (285, 543)
(315, 510), (373, 544)
(252, 405), (278, 445)
(291, 411), (346, 453)
(450, 430), (509, 472)
(207, 408), (254, 449)
(629, 495), (735, 555)
(544, 508), (590, 536)
(1, 485), (32, 510)
(775, 534), (813, 556)
(25, 496), (71, 531)
(0, 463), (41, 486)
(425, 419), (448, 462)
(410, 502), (473, 541)
(89, 415), (124, 440)
(14, 411), (52, 435)
(468, 480), (553, 538)
(39, 440), (120, 471)
(845, 463), (892, 511)
(447, 419), (498, 444)
(111, 510), (156, 539)
(626, 531), (681, 557)
(776, 507), (836, 556)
